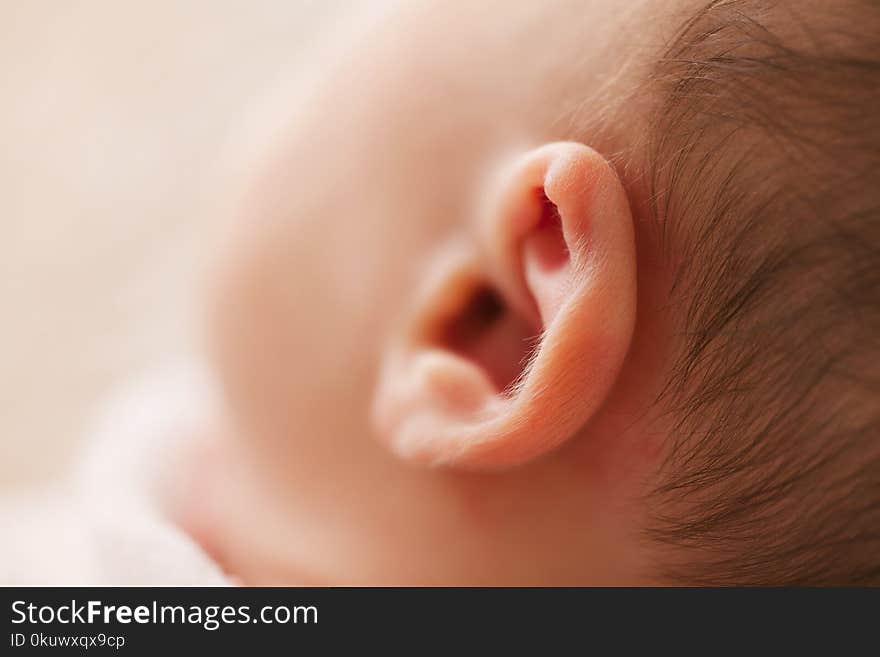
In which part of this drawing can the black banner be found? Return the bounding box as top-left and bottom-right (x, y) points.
(1, 587), (875, 652)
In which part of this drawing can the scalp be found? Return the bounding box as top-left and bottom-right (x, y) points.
(636, 0), (880, 584)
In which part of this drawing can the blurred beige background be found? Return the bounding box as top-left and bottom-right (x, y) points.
(0, 1), (346, 488)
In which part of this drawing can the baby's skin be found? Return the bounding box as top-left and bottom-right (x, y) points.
(177, 0), (678, 586)
(180, 0), (880, 585)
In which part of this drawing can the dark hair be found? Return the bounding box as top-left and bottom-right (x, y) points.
(642, 0), (880, 584)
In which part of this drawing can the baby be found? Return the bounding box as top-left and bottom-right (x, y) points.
(158, 0), (879, 585)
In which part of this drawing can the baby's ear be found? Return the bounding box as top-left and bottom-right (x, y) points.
(372, 142), (637, 469)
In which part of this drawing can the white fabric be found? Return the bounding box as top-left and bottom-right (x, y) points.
(0, 364), (229, 585)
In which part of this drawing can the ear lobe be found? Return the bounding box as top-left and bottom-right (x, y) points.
(372, 142), (637, 469)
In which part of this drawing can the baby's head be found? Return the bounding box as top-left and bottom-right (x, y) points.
(206, 0), (880, 584)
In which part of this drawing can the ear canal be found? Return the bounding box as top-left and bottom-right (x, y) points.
(371, 142), (636, 469)
(431, 197), (569, 396)
(440, 284), (538, 393)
